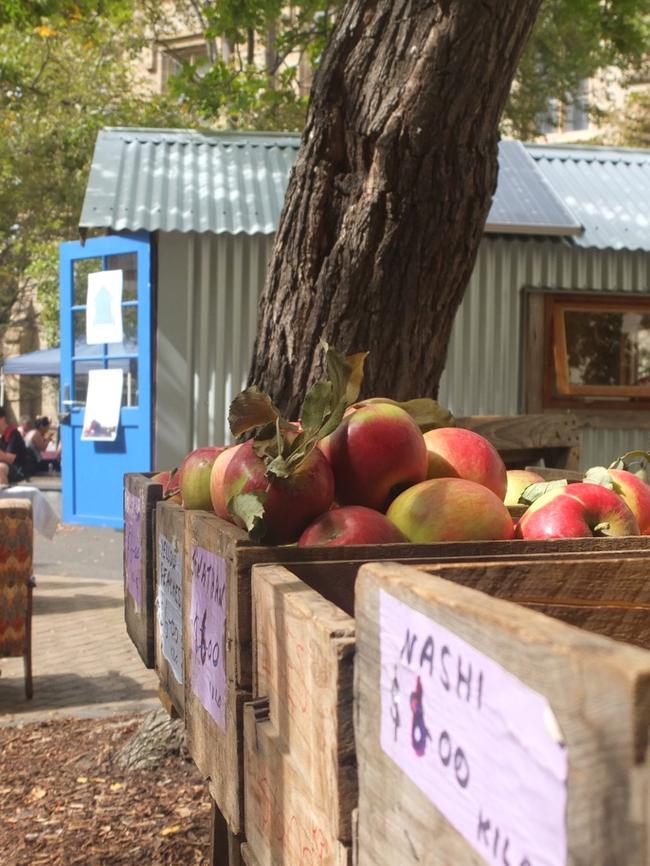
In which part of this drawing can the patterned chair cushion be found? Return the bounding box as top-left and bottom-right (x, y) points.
(0, 498), (33, 657)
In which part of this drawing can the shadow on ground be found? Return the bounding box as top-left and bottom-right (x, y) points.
(33, 593), (123, 615)
(0, 670), (157, 714)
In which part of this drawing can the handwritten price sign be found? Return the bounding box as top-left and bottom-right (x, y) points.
(158, 533), (183, 685)
(379, 590), (568, 866)
(124, 489), (142, 609)
(190, 545), (227, 729)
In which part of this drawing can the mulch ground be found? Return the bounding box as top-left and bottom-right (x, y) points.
(0, 714), (211, 865)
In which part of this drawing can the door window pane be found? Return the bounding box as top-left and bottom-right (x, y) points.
(109, 358), (138, 407)
(73, 258), (102, 306)
(105, 253), (137, 301)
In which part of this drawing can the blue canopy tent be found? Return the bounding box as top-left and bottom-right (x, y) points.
(0, 341), (137, 403)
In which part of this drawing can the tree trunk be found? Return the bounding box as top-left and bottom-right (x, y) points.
(248, 0), (543, 418)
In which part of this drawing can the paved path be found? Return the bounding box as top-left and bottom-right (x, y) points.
(0, 523), (159, 725)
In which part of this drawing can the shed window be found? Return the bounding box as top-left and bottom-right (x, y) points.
(544, 295), (650, 407)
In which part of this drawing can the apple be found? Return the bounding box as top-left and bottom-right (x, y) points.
(319, 403), (428, 511)
(151, 469), (182, 503)
(423, 427), (507, 500)
(516, 482), (639, 540)
(210, 444), (243, 520)
(223, 439), (335, 544)
(179, 446), (225, 511)
(298, 505), (407, 547)
(607, 469), (650, 535)
(504, 469), (545, 506)
(386, 477), (515, 543)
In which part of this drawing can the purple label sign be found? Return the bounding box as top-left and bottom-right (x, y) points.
(124, 489), (142, 609)
(190, 545), (227, 730)
(380, 590), (568, 866)
(158, 533), (183, 685)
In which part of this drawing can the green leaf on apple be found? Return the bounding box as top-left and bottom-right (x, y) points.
(228, 490), (268, 542)
(353, 397), (454, 432)
(519, 479), (568, 505)
(323, 341), (368, 406)
(583, 465), (624, 495)
(229, 387), (282, 438)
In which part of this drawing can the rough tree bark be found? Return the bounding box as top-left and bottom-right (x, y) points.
(248, 0), (543, 417)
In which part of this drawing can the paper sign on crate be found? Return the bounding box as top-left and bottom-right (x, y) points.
(190, 545), (227, 729)
(158, 533), (183, 685)
(379, 590), (568, 866)
(124, 489), (142, 609)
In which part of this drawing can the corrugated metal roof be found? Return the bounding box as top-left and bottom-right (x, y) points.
(528, 144), (650, 252)
(485, 141), (581, 237)
(80, 128), (650, 251)
(80, 128), (300, 235)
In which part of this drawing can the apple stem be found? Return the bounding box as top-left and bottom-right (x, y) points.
(593, 521), (611, 536)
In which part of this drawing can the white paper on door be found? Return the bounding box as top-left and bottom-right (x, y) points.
(86, 270), (124, 345)
(81, 369), (123, 442)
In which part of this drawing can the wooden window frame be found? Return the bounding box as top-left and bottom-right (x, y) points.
(540, 293), (650, 411)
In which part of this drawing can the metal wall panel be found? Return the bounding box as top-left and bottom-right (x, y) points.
(439, 237), (650, 469)
(155, 231), (273, 468)
(155, 232), (650, 472)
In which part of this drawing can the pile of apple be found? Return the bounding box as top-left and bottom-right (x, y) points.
(155, 347), (650, 546)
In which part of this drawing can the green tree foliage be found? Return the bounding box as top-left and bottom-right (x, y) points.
(162, 0), (341, 130)
(506, 0), (650, 138)
(0, 2), (190, 341)
(163, 0), (650, 136)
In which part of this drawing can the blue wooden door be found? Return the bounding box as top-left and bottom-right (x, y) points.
(59, 233), (152, 528)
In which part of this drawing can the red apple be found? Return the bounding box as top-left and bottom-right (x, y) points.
(319, 403), (428, 511)
(386, 477), (515, 543)
(504, 469), (545, 506)
(151, 469), (182, 503)
(607, 469), (650, 535)
(516, 482), (639, 540)
(180, 446), (225, 511)
(223, 439), (335, 544)
(298, 505), (407, 547)
(423, 427), (507, 500)
(210, 444), (243, 519)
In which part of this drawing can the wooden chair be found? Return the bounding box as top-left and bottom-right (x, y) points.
(0, 498), (35, 699)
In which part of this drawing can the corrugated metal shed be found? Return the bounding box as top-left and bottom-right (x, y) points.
(530, 144), (650, 252)
(80, 128), (300, 235)
(81, 129), (585, 240)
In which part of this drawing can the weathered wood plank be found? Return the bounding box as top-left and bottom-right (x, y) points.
(355, 561), (650, 866)
(123, 472), (164, 668)
(252, 564), (356, 843)
(413, 558), (650, 649)
(243, 700), (351, 866)
(457, 413), (580, 469)
(154, 500), (186, 718)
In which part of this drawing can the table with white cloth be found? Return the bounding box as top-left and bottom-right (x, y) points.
(0, 485), (59, 539)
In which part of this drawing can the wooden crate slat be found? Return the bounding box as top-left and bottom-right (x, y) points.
(123, 472), (164, 668)
(243, 701), (352, 866)
(252, 564), (356, 844)
(355, 561), (650, 866)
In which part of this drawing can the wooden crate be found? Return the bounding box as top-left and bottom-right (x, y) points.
(240, 843), (260, 866)
(123, 472), (165, 668)
(154, 500), (186, 717)
(182, 510), (650, 835)
(243, 564), (356, 866)
(209, 798), (243, 866)
(458, 412), (580, 469)
(355, 560), (650, 866)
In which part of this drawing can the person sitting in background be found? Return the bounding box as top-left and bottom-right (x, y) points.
(0, 407), (31, 484)
(18, 415), (33, 438)
(25, 416), (61, 474)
